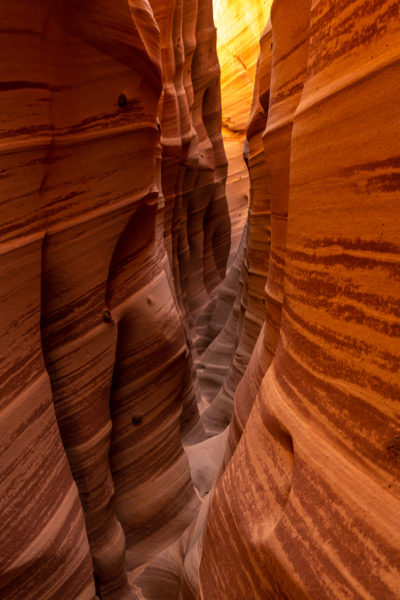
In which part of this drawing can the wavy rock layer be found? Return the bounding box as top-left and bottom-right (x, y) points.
(2, 0), (400, 599)
(0, 4), (96, 599)
(200, 22), (274, 437)
(200, 1), (400, 598)
(0, 0), (229, 598)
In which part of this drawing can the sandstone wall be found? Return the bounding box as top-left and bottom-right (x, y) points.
(213, 0), (273, 134)
(199, 1), (400, 598)
(0, 1), (229, 598)
(0, 3), (96, 598)
(1, 0), (400, 599)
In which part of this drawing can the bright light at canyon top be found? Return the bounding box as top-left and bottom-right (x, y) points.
(213, 0), (273, 134)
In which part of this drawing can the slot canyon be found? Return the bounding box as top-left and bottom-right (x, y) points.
(1, 0), (399, 598)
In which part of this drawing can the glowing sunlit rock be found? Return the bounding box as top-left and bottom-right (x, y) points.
(213, 0), (273, 133)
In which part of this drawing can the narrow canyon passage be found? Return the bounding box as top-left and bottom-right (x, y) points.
(0, 1), (399, 600)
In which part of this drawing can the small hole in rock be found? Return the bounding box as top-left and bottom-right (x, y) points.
(118, 93), (127, 108)
(103, 310), (113, 324)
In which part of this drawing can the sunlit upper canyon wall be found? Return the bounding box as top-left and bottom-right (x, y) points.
(200, 2), (400, 600)
(1, 1), (400, 600)
(213, 0), (273, 133)
(206, 0), (273, 298)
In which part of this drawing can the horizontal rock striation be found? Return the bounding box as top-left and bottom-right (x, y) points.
(0, 3), (96, 599)
(2, 0), (400, 599)
(200, 0), (400, 598)
(0, 0), (229, 598)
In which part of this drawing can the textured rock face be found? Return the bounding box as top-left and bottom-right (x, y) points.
(40, 5), (173, 597)
(199, 22), (274, 437)
(200, 1), (400, 598)
(185, 0), (231, 321)
(0, 0), (227, 598)
(0, 3), (96, 599)
(195, 3), (274, 434)
(2, 0), (400, 599)
(213, 0), (273, 134)
(223, 21), (273, 456)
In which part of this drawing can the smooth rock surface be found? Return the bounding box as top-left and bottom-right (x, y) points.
(2, 1), (400, 599)
(0, 3), (96, 598)
(200, 1), (400, 598)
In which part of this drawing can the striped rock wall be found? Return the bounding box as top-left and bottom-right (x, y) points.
(184, 0), (231, 322)
(3, 0), (400, 598)
(223, 21), (274, 458)
(199, 0), (400, 598)
(0, 0), (229, 598)
(200, 22), (274, 438)
(196, 228), (246, 405)
(0, 3), (96, 599)
(224, 0), (310, 457)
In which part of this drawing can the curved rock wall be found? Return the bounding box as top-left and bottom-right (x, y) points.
(185, 0), (230, 321)
(2, 0), (400, 599)
(0, 0), (227, 598)
(213, 0), (273, 134)
(200, 22), (274, 437)
(0, 3), (96, 599)
(40, 5), (172, 597)
(199, 1), (400, 598)
(223, 21), (273, 456)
